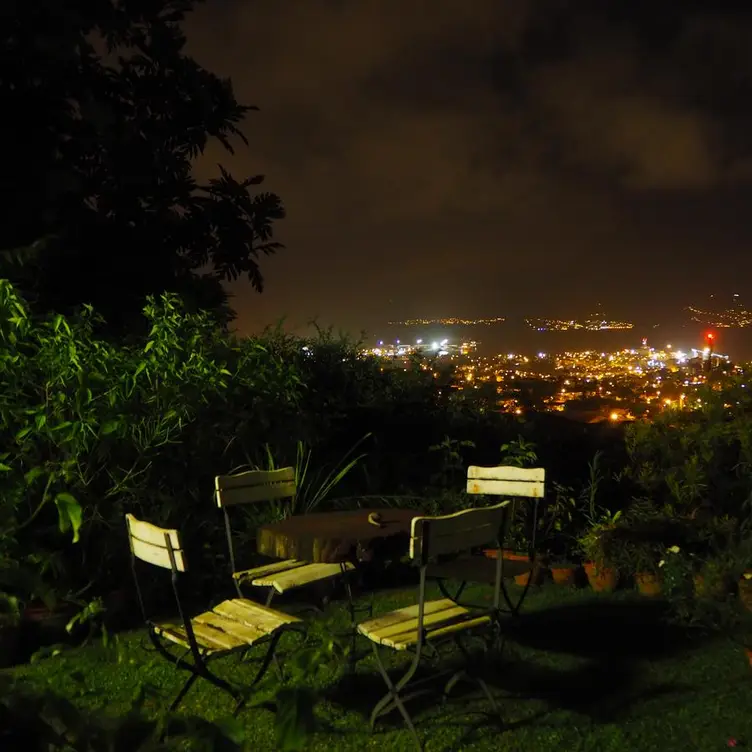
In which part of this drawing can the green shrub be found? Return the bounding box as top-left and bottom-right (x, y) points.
(0, 281), (302, 604)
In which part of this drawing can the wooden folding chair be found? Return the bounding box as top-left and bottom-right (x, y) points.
(125, 514), (303, 713)
(356, 503), (509, 751)
(215, 468), (354, 607)
(428, 465), (545, 616)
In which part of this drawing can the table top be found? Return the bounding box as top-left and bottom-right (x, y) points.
(256, 508), (421, 564)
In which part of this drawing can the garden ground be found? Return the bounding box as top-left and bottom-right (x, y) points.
(7, 582), (752, 751)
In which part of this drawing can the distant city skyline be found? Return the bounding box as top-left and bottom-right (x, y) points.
(384, 294), (751, 328)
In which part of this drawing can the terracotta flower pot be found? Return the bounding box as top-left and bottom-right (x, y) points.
(514, 564), (544, 587)
(635, 572), (662, 597)
(583, 561), (618, 593)
(551, 565), (578, 586)
(694, 573), (729, 599)
(739, 573), (752, 612)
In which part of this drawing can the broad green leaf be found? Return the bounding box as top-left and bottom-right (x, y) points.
(15, 426), (32, 441)
(144, 341), (154, 353)
(55, 492), (83, 543)
(35, 413), (47, 430)
(134, 361), (147, 376)
(24, 466), (46, 485)
(100, 420), (119, 436)
(0, 462), (11, 472)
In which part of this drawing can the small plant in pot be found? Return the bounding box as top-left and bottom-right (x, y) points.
(539, 482), (579, 585)
(577, 515), (621, 593)
(628, 541), (664, 597)
(576, 452), (622, 592)
(542, 533), (580, 587)
(548, 557), (579, 586)
(694, 555), (734, 599)
(503, 524), (546, 586)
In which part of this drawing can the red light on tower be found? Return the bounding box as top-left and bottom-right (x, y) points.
(705, 331), (715, 344)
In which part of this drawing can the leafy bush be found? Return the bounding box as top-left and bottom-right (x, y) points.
(624, 377), (752, 522)
(0, 281), (302, 604)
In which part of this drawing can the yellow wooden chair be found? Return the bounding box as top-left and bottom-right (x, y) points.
(356, 503), (509, 750)
(125, 514), (303, 713)
(429, 465), (545, 616)
(215, 468), (353, 607)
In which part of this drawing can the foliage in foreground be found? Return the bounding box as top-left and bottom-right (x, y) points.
(0, 279), (460, 613)
(1, 673), (247, 751)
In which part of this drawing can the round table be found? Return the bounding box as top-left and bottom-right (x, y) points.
(256, 508), (421, 564)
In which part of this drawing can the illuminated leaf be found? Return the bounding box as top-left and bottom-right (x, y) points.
(55, 492), (83, 543)
(100, 420), (119, 435)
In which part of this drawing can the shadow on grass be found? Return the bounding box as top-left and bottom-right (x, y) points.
(323, 662), (546, 750)
(324, 650), (686, 750)
(484, 655), (686, 723)
(497, 596), (704, 660)
(323, 598), (698, 748)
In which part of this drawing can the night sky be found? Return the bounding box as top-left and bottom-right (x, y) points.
(184, 1), (752, 337)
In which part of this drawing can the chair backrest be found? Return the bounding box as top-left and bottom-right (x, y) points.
(215, 468), (296, 508)
(126, 513), (187, 572)
(466, 465), (545, 498)
(409, 503), (510, 565)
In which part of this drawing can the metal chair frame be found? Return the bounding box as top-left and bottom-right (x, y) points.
(127, 516), (302, 714)
(362, 504), (508, 750)
(434, 466), (544, 618)
(216, 468), (350, 610)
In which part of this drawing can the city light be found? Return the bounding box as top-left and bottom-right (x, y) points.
(361, 330), (736, 423)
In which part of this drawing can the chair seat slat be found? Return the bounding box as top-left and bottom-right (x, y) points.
(358, 598), (491, 651)
(253, 562), (353, 593)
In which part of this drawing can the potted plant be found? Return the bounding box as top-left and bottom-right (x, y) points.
(606, 525), (666, 597)
(539, 482), (579, 586)
(484, 511), (530, 561)
(0, 592), (21, 668)
(548, 557), (579, 586)
(513, 558), (547, 587)
(694, 555), (734, 599)
(578, 517), (620, 593)
(631, 543), (664, 597)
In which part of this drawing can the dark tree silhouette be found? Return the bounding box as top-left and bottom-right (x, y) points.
(0, 0), (284, 332)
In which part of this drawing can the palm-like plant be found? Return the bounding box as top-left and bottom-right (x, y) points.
(257, 433), (372, 518)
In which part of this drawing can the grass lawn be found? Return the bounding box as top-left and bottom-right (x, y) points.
(6, 581), (752, 751)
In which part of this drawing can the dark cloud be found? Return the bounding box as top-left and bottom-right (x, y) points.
(182, 0), (752, 333)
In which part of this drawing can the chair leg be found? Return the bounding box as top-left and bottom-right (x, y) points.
(169, 671), (200, 712)
(265, 587), (276, 607)
(369, 643), (422, 751)
(338, 565), (360, 676)
(150, 628), (279, 717)
(249, 631), (284, 690)
(446, 634), (499, 713)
